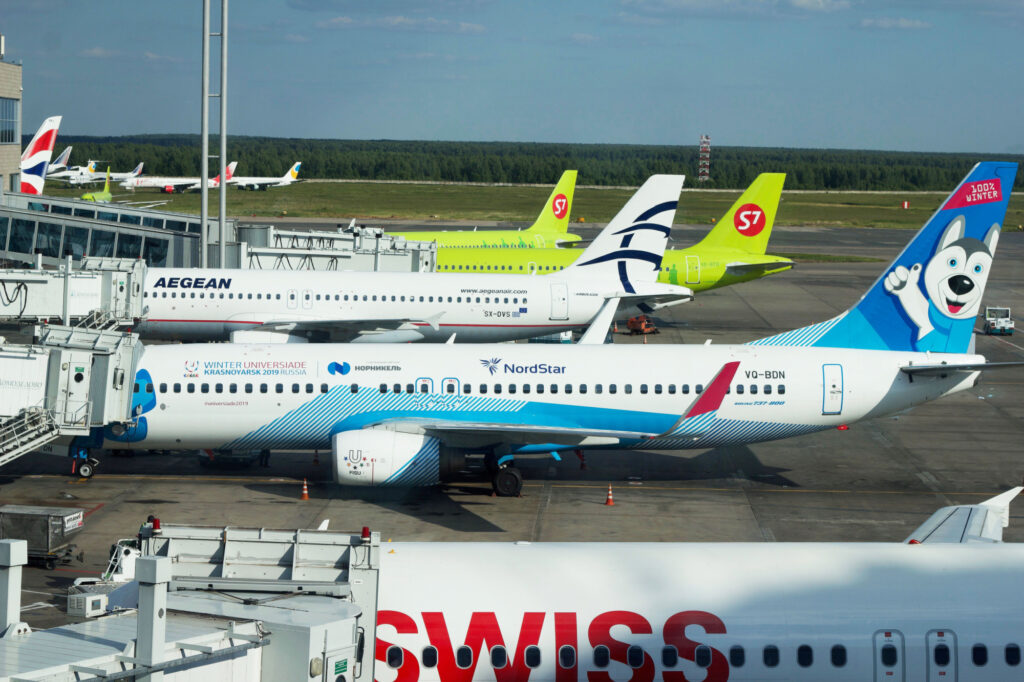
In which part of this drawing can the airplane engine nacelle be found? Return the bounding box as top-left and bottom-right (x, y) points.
(333, 430), (445, 487)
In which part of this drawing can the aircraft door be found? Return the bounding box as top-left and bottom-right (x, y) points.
(56, 351), (93, 426)
(302, 289), (313, 310)
(822, 363), (844, 415)
(287, 289), (298, 310)
(550, 283), (569, 320)
(926, 629), (957, 681)
(873, 630), (905, 682)
(685, 255), (701, 284)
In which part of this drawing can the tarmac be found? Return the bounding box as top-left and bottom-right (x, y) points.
(2, 222), (1023, 629)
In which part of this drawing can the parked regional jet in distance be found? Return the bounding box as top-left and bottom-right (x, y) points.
(85, 163), (1020, 495)
(132, 175), (691, 344)
(45, 146), (72, 175)
(121, 161), (236, 193)
(19, 115), (61, 195)
(68, 161), (144, 186)
(373, 489), (1024, 681)
(386, 170), (582, 248)
(230, 161), (301, 190)
(436, 173), (794, 291)
(47, 158), (101, 184)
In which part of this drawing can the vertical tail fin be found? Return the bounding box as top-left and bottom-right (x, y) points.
(561, 175), (684, 290)
(226, 161), (237, 181)
(19, 115), (62, 195)
(284, 161), (301, 181)
(526, 170), (578, 234)
(132, 162), (144, 176)
(751, 162), (1018, 353)
(692, 173), (786, 254)
(103, 168), (111, 194)
(48, 146), (72, 173)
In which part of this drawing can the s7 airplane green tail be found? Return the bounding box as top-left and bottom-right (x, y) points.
(435, 172), (793, 293)
(386, 170), (579, 248)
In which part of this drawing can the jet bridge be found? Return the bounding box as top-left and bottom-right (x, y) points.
(0, 325), (139, 475)
(0, 256), (146, 330)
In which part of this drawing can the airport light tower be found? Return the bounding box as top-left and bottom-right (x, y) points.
(698, 135), (711, 183)
(201, 0), (228, 267)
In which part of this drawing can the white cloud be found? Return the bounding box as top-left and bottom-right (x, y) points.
(860, 17), (932, 29)
(571, 33), (599, 44)
(789, 0), (849, 11)
(144, 51), (184, 63)
(316, 15), (485, 33)
(80, 47), (119, 59)
(284, 33), (310, 43)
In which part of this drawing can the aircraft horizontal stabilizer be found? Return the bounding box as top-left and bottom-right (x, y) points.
(900, 361), (1024, 376)
(905, 487), (1022, 544)
(578, 297), (620, 345)
(725, 261), (795, 276)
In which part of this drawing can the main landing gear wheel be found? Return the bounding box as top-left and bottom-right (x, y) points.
(493, 467), (523, 497)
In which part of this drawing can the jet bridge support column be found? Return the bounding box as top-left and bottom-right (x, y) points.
(0, 539), (28, 638)
(136, 556), (171, 681)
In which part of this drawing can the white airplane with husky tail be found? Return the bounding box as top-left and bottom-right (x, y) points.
(79, 162), (1020, 494)
(229, 161), (301, 190)
(132, 175), (692, 344)
(120, 161), (236, 193)
(66, 161), (145, 186)
(373, 489), (1024, 682)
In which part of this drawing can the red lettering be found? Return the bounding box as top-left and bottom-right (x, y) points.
(422, 611), (545, 682)
(663, 611), (728, 682)
(587, 611), (655, 682)
(376, 610), (420, 682)
(555, 612), (578, 682)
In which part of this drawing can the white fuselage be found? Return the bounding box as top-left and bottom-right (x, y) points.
(374, 542), (1024, 681)
(136, 268), (614, 343)
(106, 342), (979, 452)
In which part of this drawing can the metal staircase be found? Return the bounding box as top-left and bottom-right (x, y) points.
(0, 407), (61, 468)
(75, 308), (121, 331)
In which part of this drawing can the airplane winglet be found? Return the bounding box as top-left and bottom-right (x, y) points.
(981, 486), (1023, 529)
(684, 361), (740, 419)
(905, 487), (1022, 544)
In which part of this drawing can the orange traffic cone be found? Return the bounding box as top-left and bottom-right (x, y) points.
(301, 478), (310, 501)
(313, 451), (320, 466)
(604, 484), (615, 506)
(613, 321), (619, 333)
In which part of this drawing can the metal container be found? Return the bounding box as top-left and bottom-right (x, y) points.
(0, 504), (84, 554)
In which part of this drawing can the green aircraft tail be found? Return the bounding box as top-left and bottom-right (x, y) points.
(103, 167), (110, 194)
(693, 172), (785, 254)
(525, 170), (578, 234)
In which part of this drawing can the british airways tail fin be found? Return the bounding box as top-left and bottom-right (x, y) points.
(750, 162), (1018, 353)
(561, 175), (684, 290)
(526, 170), (577, 234)
(693, 172), (785, 255)
(20, 115), (62, 195)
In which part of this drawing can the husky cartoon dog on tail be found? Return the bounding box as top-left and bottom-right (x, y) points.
(749, 162), (1016, 355)
(884, 216), (999, 350)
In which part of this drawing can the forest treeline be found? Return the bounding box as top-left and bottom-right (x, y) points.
(44, 135), (1024, 191)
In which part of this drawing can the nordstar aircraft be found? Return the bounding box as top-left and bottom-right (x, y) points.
(133, 175), (691, 343)
(87, 162), (1019, 496)
(386, 170), (582, 248)
(372, 489), (1024, 682)
(230, 161), (302, 190)
(435, 172), (794, 291)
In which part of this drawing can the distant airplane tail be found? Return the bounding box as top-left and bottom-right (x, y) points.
(526, 170), (577, 234)
(87, 160), (98, 173)
(48, 146), (72, 173)
(750, 162), (1018, 354)
(19, 115), (62, 195)
(103, 167), (111, 194)
(212, 161), (238, 186)
(131, 162), (144, 176)
(561, 174), (683, 290)
(284, 161), (301, 182)
(693, 173), (785, 255)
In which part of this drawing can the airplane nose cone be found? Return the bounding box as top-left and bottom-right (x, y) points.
(948, 274), (974, 296)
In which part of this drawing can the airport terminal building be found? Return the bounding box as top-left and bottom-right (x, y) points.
(0, 48), (21, 193)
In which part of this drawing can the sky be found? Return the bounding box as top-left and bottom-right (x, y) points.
(3, 0), (1023, 153)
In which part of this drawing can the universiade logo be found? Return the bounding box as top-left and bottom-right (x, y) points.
(328, 361), (351, 376)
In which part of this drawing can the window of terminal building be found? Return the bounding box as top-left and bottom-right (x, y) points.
(51, 204), (72, 216)
(35, 222), (63, 258)
(73, 208), (95, 219)
(64, 226), (89, 259)
(142, 237), (169, 267)
(166, 219), (187, 232)
(9, 218), (35, 254)
(116, 232), (142, 259)
(89, 229), (115, 257)
(0, 97), (17, 144)
(0, 217), (9, 251)
(142, 217), (163, 229)
(119, 214), (142, 226)
(97, 211), (117, 223)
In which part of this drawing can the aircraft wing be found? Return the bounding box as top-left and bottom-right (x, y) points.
(257, 313), (446, 343)
(905, 487), (1022, 543)
(369, 418), (655, 448)
(900, 361), (1024, 376)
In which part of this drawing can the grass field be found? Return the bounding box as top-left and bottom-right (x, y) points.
(42, 182), (1024, 231)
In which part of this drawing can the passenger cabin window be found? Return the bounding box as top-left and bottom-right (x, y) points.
(159, 383), (167, 393)
(695, 645), (712, 668)
(351, 384), (359, 394)
(1006, 644), (1021, 666)
(276, 384), (284, 393)
(934, 644), (950, 667)
(729, 646), (745, 668)
(524, 645), (541, 669)
(260, 384), (268, 393)
(763, 645), (780, 668)
(187, 384), (196, 394)
(173, 383), (181, 393)
(797, 645), (813, 668)
(558, 645), (576, 669)
(456, 646), (473, 669)
(778, 384), (786, 394)
(490, 646), (507, 669)
(321, 384), (329, 393)
(609, 384), (617, 394)
(972, 644), (988, 666)
(831, 644), (847, 667)
(661, 646), (678, 668)
(386, 646), (403, 668)
(593, 645), (610, 668)
(626, 645), (645, 668)
(446, 383), (455, 394)
(880, 644), (898, 667)
(422, 647), (438, 668)
(200, 383), (209, 394)
(463, 384), (472, 394)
